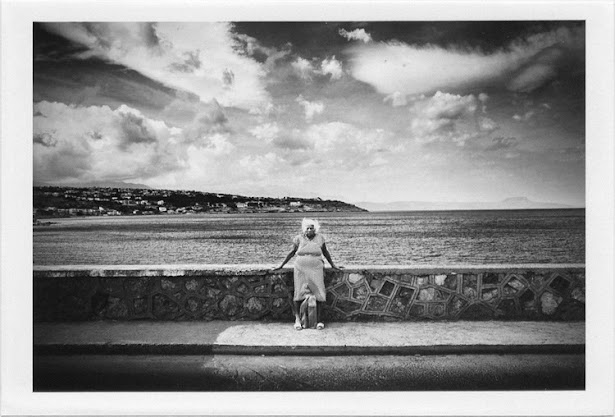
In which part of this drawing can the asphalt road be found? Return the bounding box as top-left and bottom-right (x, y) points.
(34, 353), (584, 391)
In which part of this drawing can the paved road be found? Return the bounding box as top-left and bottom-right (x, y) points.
(34, 353), (584, 391)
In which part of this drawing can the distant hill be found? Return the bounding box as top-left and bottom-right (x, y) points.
(354, 197), (578, 211)
(37, 181), (153, 189)
(33, 185), (367, 216)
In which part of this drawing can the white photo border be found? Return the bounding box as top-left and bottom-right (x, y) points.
(2, 0), (613, 415)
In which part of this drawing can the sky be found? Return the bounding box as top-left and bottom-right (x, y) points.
(33, 21), (585, 205)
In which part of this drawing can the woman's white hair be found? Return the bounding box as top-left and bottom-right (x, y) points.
(301, 218), (320, 233)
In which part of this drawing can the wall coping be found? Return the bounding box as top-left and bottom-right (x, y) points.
(33, 264), (585, 278)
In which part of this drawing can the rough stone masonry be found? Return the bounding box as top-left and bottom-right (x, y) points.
(33, 265), (585, 322)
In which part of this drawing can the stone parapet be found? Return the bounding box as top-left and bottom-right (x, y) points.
(33, 264), (585, 322)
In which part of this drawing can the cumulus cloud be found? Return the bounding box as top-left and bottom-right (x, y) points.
(346, 25), (584, 96)
(250, 123), (280, 143)
(34, 132), (58, 147)
(291, 57), (315, 80)
(33, 101), (238, 185)
(409, 91), (486, 145)
(290, 55), (343, 81)
(151, 136), (238, 191)
(264, 121), (395, 170)
(33, 101), (185, 183)
(513, 111), (535, 122)
(204, 133), (235, 155)
(419, 91), (478, 120)
(160, 98), (200, 125)
(320, 56), (343, 80)
(271, 131), (312, 150)
(339, 28), (372, 43)
(239, 152), (283, 178)
(42, 22), (272, 111)
(302, 122), (392, 166)
(478, 117), (499, 132)
(383, 91), (408, 107)
(178, 99), (230, 144)
(296, 95), (325, 121)
(478, 93), (489, 113)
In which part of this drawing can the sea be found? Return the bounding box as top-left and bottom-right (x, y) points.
(33, 209), (584, 266)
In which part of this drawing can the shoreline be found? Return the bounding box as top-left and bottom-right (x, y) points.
(34, 206), (585, 221)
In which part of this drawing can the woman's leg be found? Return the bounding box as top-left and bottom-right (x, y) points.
(294, 301), (302, 320)
(294, 301), (302, 329)
(316, 301), (325, 329)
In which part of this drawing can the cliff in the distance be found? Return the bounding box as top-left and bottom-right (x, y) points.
(354, 197), (577, 211)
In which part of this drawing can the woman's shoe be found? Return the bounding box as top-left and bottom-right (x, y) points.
(316, 322), (325, 330)
(294, 319), (303, 330)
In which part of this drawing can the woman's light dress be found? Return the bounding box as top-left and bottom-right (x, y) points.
(293, 233), (327, 302)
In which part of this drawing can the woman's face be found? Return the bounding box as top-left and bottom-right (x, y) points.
(305, 224), (316, 237)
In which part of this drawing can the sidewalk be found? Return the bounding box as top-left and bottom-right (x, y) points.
(34, 321), (585, 355)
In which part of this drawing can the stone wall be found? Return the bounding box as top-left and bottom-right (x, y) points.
(33, 265), (585, 322)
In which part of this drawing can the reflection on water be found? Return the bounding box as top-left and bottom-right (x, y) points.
(33, 209), (585, 265)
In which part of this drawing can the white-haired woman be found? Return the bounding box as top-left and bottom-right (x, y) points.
(272, 218), (341, 330)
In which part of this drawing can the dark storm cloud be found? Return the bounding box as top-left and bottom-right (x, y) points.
(33, 22), (90, 61)
(34, 56), (180, 110)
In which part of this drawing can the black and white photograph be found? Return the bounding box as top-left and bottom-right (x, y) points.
(2, 1), (614, 415)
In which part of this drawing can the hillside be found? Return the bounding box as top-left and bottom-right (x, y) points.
(34, 186), (367, 218)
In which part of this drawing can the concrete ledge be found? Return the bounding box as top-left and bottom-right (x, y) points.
(34, 321), (585, 356)
(33, 263), (585, 277)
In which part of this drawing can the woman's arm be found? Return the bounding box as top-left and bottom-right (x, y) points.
(272, 244), (298, 270)
(321, 243), (341, 270)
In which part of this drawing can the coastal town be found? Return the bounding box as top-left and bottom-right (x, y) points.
(33, 186), (366, 219)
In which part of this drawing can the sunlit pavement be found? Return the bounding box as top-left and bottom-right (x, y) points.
(33, 321), (585, 391)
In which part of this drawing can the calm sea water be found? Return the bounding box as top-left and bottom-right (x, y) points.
(33, 209), (585, 266)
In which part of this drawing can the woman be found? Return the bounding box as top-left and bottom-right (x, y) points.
(272, 218), (341, 330)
